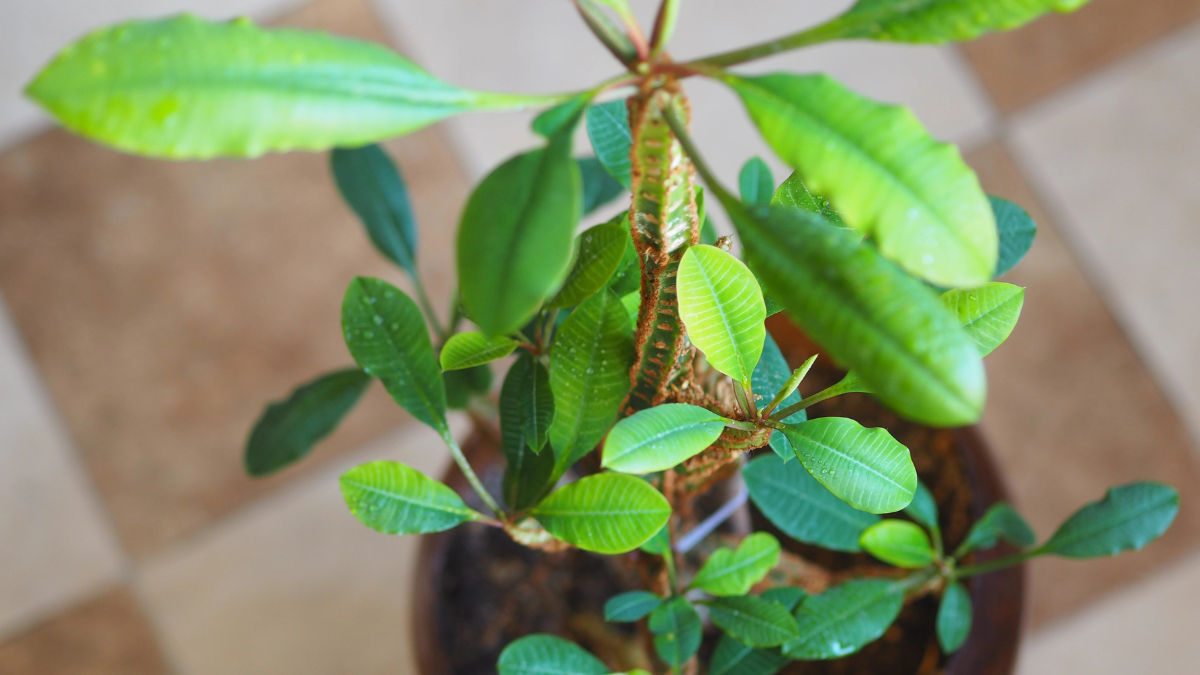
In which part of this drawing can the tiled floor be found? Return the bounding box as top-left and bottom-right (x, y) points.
(2, 0), (1200, 672)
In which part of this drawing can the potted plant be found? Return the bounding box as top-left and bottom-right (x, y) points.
(26, 1), (1180, 674)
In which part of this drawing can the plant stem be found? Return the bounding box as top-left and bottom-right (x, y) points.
(768, 371), (867, 422)
(573, 0), (640, 66)
(442, 429), (505, 519)
(954, 550), (1038, 578)
(684, 20), (845, 69)
(761, 354), (817, 418)
(411, 274), (447, 341)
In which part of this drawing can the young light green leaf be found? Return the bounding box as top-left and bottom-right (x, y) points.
(725, 200), (986, 427)
(586, 99), (633, 188)
(859, 520), (936, 568)
(497, 634), (608, 675)
(752, 333), (807, 462)
(331, 144), (418, 276)
(690, 532), (781, 597)
(827, 0), (1092, 45)
(772, 171), (847, 229)
(548, 290), (635, 479)
(458, 130), (581, 337)
(1039, 482), (1179, 559)
(782, 579), (904, 660)
(579, 156), (626, 215)
(340, 460), (481, 534)
(991, 196), (1037, 277)
(677, 245), (767, 386)
(549, 216), (630, 309)
(601, 403), (728, 474)
(905, 480), (939, 533)
(941, 283), (1025, 357)
(604, 591), (663, 622)
(245, 368), (371, 477)
(956, 502), (1036, 556)
(782, 418), (917, 514)
(937, 581), (973, 654)
(531, 473), (670, 554)
(440, 332), (520, 371)
(707, 595), (800, 648)
(743, 454), (879, 552)
(649, 597), (702, 669)
(739, 157), (775, 206)
(342, 277), (446, 433)
(27, 15), (554, 158)
(724, 73), (996, 287)
(443, 364), (493, 410)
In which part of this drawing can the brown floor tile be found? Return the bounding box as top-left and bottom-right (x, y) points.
(959, 0), (1200, 113)
(0, 587), (168, 675)
(0, 0), (470, 557)
(966, 142), (1200, 627)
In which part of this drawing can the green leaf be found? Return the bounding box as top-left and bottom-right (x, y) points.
(601, 403), (728, 474)
(699, 187), (720, 246)
(440, 332), (520, 371)
(340, 460), (481, 534)
(858, 520), (936, 568)
(639, 522), (671, 555)
(502, 440), (555, 513)
(677, 245), (767, 386)
(743, 454), (879, 552)
(724, 200), (986, 427)
(244, 368), (371, 477)
(783, 579), (904, 660)
(941, 283), (1024, 357)
(648, 597), (702, 669)
(604, 591), (663, 622)
(761, 586), (809, 612)
(531, 473), (671, 553)
(905, 480), (939, 533)
(497, 634), (608, 675)
(501, 353), (556, 511)
(739, 157), (775, 206)
(724, 73), (996, 287)
(458, 130), (581, 337)
(1039, 482), (1179, 559)
(579, 156), (626, 215)
(782, 417), (917, 514)
(550, 216), (630, 309)
(533, 94), (589, 139)
(707, 595), (799, 648)
(586, 99), (632, 188)
(827, 0), (1092, 45)
(709, 637), (788, 675)
(443, 364), (492, 410)
(937, 581), (973, 654)
(606, 216), (641, 297)
(548, 290), (635, 479)
(957, 502), (1036, 555)
(772, 171), (847, 229)
(690, 532), (781, 597)
(27, 15), (552, 158)
(331, 144), (418, 276)
(752, 333), (806, 462)
(991, 196), (1037, 277)
(342, 277), (446, 433)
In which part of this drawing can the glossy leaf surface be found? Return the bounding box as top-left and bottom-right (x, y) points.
(550, 216), (630, 309)
(604, 591), (663, 622)
(783, 579), (904, 660)
(677, 245), (767, 386)
(743, 455), (878, 552)
(602, 403), (728, 474)
(458, 131), (581, 337)
(937, 581), (973, 654)
(957, 502), (1036, 555)
(331, 144), (418, 275)
(690, 532), (781, 597)
(531, 473), (670, 553)
(586, 99), (632, 188)
(342, 277), (446, 432)
(440, 332), (520, 371)
(649, 597), (702, 669)
(497, 634), (608, 675)
(28, 15), (548, 158)
(707, 595), (799, 648)
(245, 368), (371, 477)
(858, 520), (935, 568)
(991, 196), (1037, 277)
(772, 171), (846, 229)
(1040, 482), (1179, 559)
(752, 333), (806, 462)
(829, 0), (1091, 45)
(941, 283), (1024, 357)
(725, 73), (996, 287)
(340, 460), (480, 534)
(782, 418), (917, 514)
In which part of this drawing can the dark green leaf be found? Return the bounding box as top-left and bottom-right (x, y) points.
(957, 502), (1035, 555)
(579, 156), (626, 215)
(941, 282), (1025, 357)
(707, 595), (799, 648)
(761, 586), (809, 612)
(782, 417), (917, 514)
(649, 597), (702, 668)
(602, 403), (728, 474)
(1039, 482), (1179, 559)
(550, 216), (630, 309)
(586, 99), (632, 188)
(690, 533), (781, 597)
(826, 0), (1092, 45)
(331, 144), (418, 276)
(743, 454), (879, 552)
(604, 591), (663, 622)
(783, 579), (904, 660)
(531, 473), (670, 553)
(710, 637), (788, 675)
(244, 368), (371, 477)
(905, 480), (939, 533)
(502, 441), (555, 513)
(440, 332), (520, 371)
(753, 333), (806, 462)
(639, 522), (671, 555)
(739, 157), (775, 206)
(458, 130), (581, 337)
(858, 520), (936, 568)
(533, 94), (588, 139)
(937, 581), (972, 654)
(497, 634), (608, 675)
(443, 364), (492, 410)
(340, 460), (481, 534)
(501, 353), (556, 510)
(991, 196), (1037, 277)
(341, 277), (446, 433)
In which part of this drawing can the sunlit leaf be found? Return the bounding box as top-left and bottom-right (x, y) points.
(772, 171), (847, 229)
(440, 332), (520, 371)
(677, 245), (767, 386)
(602, 403), (728, 474)
(824, 0), (1093, 45)
(531, 473), (670, 554)
(858, 520), (935, 568)
(941, 282), (1024, 357)
(782, 417), (917, 514)
(690, 533), (781, 597)
(549, 216), (630, 309)
(340, 460), (481, 534)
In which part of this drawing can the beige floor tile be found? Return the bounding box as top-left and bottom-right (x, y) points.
(965, 143), (1200, 627)
(1009, 22), (1200, 454)
(0, 0), (471, 558)
(137, 417), (465, 675)
(1017, 549), (1200, 674)
(960, 0), (1200, 114)
(374, 0), (995, 184)
(0, 303), (124, 640)
(0, 586), (170, 675)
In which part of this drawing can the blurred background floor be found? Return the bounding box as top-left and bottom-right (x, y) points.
(1, 0), (1199, 673)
